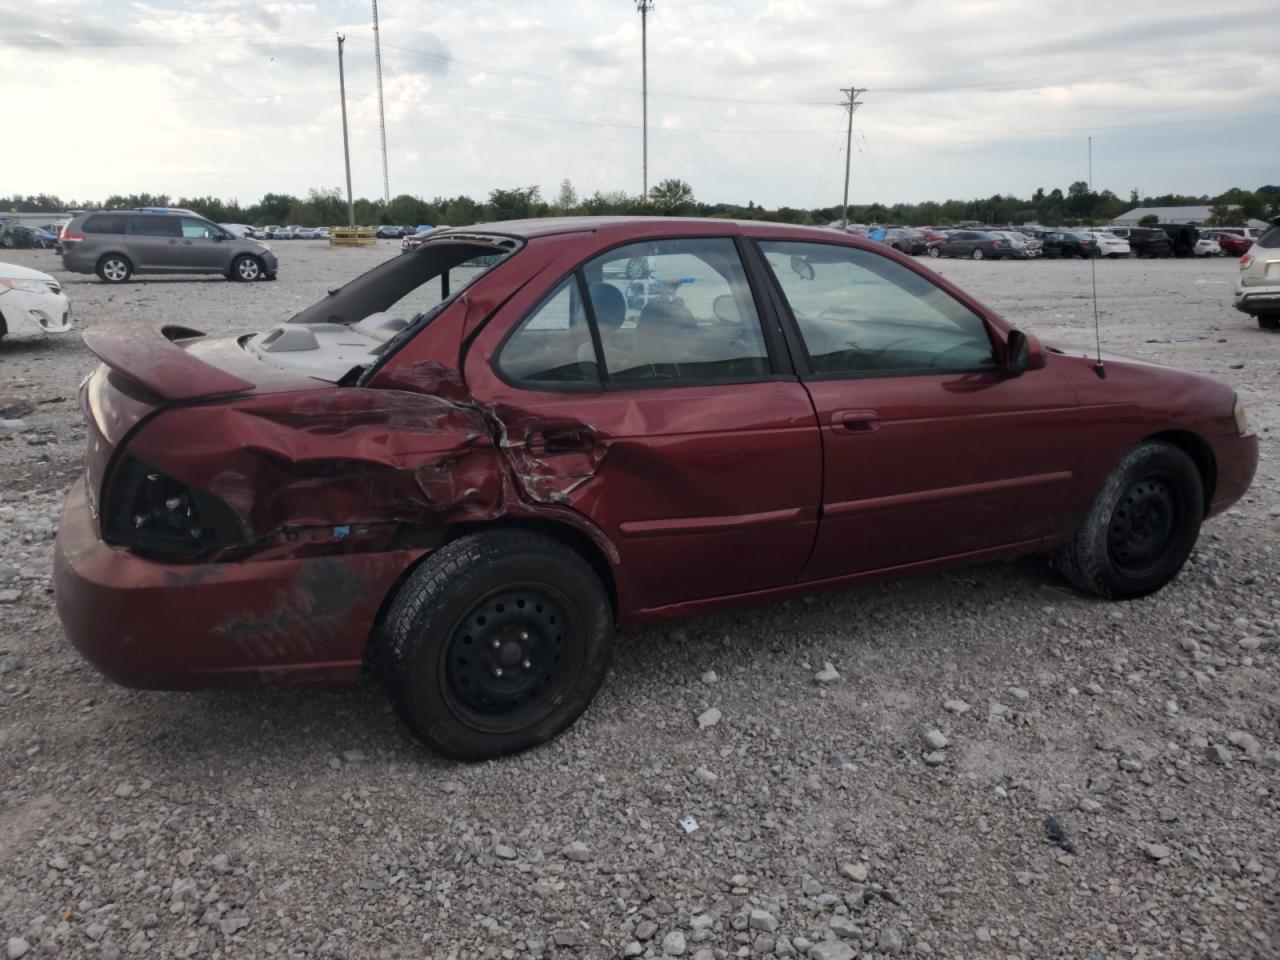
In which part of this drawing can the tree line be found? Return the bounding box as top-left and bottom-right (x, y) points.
(4, 180), (1277, 228)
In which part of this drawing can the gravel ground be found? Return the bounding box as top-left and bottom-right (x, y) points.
(1, 242), (1276, 960)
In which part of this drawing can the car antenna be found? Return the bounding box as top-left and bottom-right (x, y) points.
(1088, 135), (1106, 379)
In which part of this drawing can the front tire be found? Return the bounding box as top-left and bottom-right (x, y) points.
(230, 254), (262, 282)
(378, 531), (613, 761)
(971, 248), (984, 260)
(96, 254), (132, 284)
(1054, 441), (1203, 600)
(927, 247), (941, 258)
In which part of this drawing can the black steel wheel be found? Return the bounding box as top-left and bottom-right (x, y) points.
(1054, 441), (1203, 600)
(378, 530), (613, 760)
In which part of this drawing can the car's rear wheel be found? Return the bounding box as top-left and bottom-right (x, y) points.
(1054, 441), (1203, 600)
(96, 255), (132, 284)
(927, 247), (941, 258)
(231, 254), (262, 282)
(377, 530), (613, 761)
(971, 248), (984, 260)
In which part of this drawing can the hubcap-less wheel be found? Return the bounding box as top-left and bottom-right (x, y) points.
(442, 585), (584, 732)
(102, 258), (129, 282)
(236, 257), (260, 281)
(1107, 477), (1177, 577)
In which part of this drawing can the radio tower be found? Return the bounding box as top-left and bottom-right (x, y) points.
(636, 0), (653, 198)
(372, 0), (390, 202)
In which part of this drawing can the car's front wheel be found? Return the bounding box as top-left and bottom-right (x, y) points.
(378, 530), (614, 761)
(971, 248), (984, 260)
(97, 255), (132, 284)
(927, 247), (941, 258)
(1054, 440), (1203, 600)
(230, 254), (262, 282)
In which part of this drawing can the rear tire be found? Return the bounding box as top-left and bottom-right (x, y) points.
(1054, 441), (1203, 600)
(96, 254), (132, 284)
(230, 254), (262, 282)
(377, 531), (613, 761)
(927, 247), (941, 258)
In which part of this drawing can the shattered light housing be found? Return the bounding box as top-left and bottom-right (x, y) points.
(102, 455), (246, 560)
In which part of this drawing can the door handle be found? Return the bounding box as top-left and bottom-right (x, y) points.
(526, 428), (595, 456)
(182, 240), (194, 245)
(830, 409), (880, 434)
(167, 239), (179, 244)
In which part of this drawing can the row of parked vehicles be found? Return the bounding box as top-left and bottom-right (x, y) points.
(835, 222), (1260, 262)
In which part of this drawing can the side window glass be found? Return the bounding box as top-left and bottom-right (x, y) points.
(582, 237), (769, 383)
(1257, 225), (1280, 249)
(498, 277), (600, 387)
(84, 213), (127, 234)
(759, 240), (995, 375)
(181, 218), (219, 240)
(130, 216), (181, 238)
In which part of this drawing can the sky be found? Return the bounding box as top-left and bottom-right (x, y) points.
(5, 0), (1279, 209)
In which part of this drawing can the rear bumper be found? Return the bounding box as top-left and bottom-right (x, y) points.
(1233, 285), (1280, 315)
(53, 479), (421, 689)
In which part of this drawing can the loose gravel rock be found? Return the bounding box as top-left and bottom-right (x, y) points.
(0, 248), (1277, 958)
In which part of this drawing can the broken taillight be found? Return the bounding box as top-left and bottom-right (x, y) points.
(102, 455), (245, 559)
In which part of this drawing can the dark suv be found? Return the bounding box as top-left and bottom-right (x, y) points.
(60, 210), (278, 283)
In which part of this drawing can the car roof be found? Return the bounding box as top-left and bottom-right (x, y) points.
(434, 216), (863, 244)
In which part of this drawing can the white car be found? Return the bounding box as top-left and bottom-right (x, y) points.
(1087, 232), (1132, 258)
(1194, 237), (1222, 257)
(0, 262), (72, 340)
(218, 223), (255, 239)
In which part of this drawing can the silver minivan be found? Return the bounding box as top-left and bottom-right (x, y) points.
(60, 210), (279, 283)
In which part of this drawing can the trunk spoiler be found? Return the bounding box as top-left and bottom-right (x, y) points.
(82, 323), (255, 401)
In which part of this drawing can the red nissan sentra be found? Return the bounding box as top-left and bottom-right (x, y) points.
(53, 218), (1258, 759)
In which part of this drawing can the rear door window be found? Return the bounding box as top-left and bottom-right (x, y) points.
(83, 213), (127, 235)
(582, 237), (770, 383)
(129, 215), (182, 237)
(1256, 225), (1280, 249)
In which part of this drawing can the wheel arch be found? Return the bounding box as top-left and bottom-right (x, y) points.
(443, 518), (620, 621)
(1144, 429), (1216, 512)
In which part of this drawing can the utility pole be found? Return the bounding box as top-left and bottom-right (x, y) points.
(371, 0), (390, 203)
(839, 85), (865, 230)
(337, 34), (355, 227)
(636, 1), (654, 198)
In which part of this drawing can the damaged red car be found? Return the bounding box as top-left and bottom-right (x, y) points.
(54, 218), (1258, 759)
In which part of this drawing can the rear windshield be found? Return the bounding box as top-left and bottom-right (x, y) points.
(1256, 225), (1280, 249)
(83, 213), (128, 235)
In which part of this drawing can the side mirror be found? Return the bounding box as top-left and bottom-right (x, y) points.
(1005, 329), (1046, 374)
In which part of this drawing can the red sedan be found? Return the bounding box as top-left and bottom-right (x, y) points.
(54, 218), (1258, 759)
(1204, 231), (1253, 257)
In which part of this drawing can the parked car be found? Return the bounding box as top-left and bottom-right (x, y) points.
(28, 226), (60, 249)
(926, 230), (1011, 260)
(51, 217), (1258, 760)
(376, 225), (405, 239)
(0, 261), (72, 339)
(1155, 224), (1200, 258)
(1193, 237), (1222, 257)
(1041, 232), (1099, 259)
(881, 228), (927, 255)
(987, 231), (1035, 259)
(1106, 227), (1172, 258)
(262, 225), (284, 240)
(1085, 232), (1132, 258)
(314, 227), (331, 240)
(59, 210), (278, 283)
(1233, 218), (1280, 329)
(0, 220), (35, 250)
(400, 227), (440, 253)
(1202, 231), (1252, 257)
(219, 223), (255, 239)
(293, 227), (320, 240)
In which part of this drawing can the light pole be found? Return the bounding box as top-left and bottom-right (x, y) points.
(636, 1), (653, 198)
